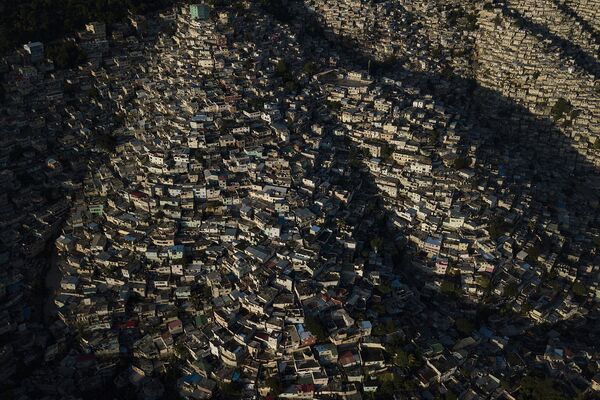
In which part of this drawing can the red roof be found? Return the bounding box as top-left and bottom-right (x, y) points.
(130, 191), (148, 199)
(299, 384), (315, 393)
(338, 351), (355, 365)
(114, 320), (137, 329)
(167, 319), (183, 329)
(76, 354), (96, 363)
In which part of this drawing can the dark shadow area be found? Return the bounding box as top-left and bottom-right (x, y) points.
(552, 0), (600, 46)
(497, 2), (600, 79)
(248, 0), (600, 392)
(0, 0), (180, 54)
(3, 1), (597, 397)
(284, 1), (599, 239)
(0, 9), (178, 399)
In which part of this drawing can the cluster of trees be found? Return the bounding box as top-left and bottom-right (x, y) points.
(369, 56), (399, 75)
(371, 319), (397, 336)
(46, 41), (87, 69)
(0, 0), (180, 55)
(348, 146), (368, 169)
(551, 98), (572, 117)
(302, 61), (317, 76)
(454, 317), (475, 335)
(447, 7), (478, 31)
(440, 280), (460, 296)
(504, 281), (519, 297)
(265, 377), (282, 396)
(218, 380), (243, 399)
(380, 144), (394, 162)
(95, 132), (118, 152)
(325, 100), (342, 112)
(371, 372), (417, 399)
(518, 375), (568, 400)
(304, 315), (327, 341)
(452, 156), (470, 170)
(274, 59), (301, 93)
(488, 216), (511, 240)
(259, 0), (293, 23)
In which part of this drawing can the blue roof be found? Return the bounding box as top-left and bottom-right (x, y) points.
(479, 326), (493, 339)
(498, 165), (508, 178)
(183, 373), (202, 384)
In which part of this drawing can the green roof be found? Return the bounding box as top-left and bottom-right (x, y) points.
(195, 315), (208, 327)
(190, 4), (210, 20)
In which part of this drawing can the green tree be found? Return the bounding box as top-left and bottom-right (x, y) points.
(265, 377), (282, 395)
(47, 41), (87, 69)
(304, 316), (327, 341)
(504, 282), (519, 297)
(453, 156), (470, 169)
(372, 319), (396, 336)
(370, 237), (383, 253)
(463, 13), (478, 31)
(518, 375), (568, 400)
(380, 144), (394, 161)
(455, 318), (474, 335)
(390, 347), (409, 368)
(526, 245), (541, 264)
(219, 381), (243, 399)
(0, 0), (179, 56)
(476, 275), (491, 289)
(377, 372), (416, 398)
(259, 0), (292, 22)
(550, 98), (573, 121)
(440, 281), (457, 295)
(376, 282), (392, 295)
(572, 282), (587, 297)
(275, 59), (288, 76)
(488, 216), (510, 239)
(303, 61), (316, 75)
(96, 132), (117, 152)
(445, 392), (458, 400)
